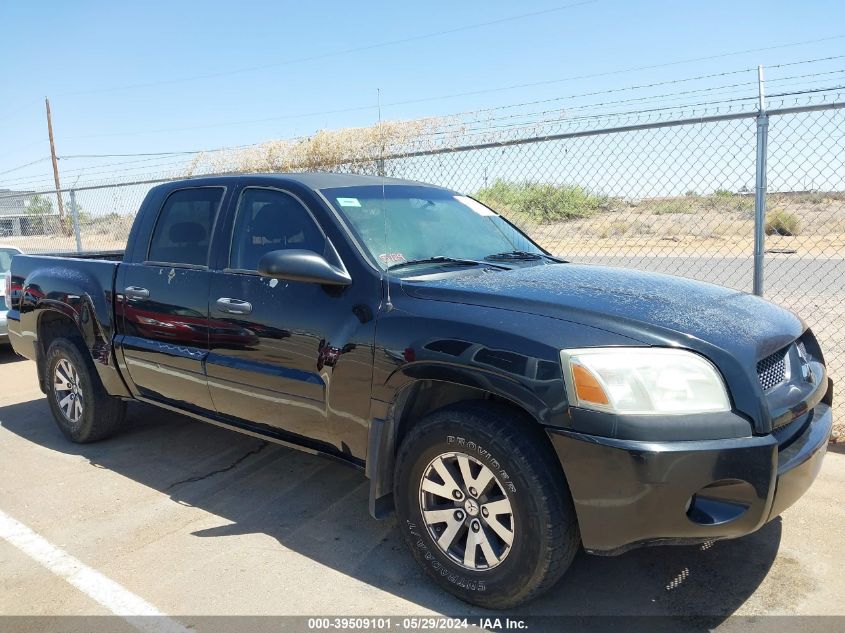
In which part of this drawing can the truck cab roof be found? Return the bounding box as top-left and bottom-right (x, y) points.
(149, 172), (455, 195)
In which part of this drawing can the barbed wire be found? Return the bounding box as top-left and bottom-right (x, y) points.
(2, 96), (843, 197)
(3, 54), (844, 183)
(2, 80), (844, 192)
(52, 51), (845, 142)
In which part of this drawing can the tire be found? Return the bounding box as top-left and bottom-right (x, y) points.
(395, 400), (580, 609)
(45, 338), (127, 443)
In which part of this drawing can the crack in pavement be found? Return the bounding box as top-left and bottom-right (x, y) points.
(166, 441), (269, 490)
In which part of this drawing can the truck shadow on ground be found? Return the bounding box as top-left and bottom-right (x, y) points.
(0, 397), (784, 625)
(0, 348), (27, 365)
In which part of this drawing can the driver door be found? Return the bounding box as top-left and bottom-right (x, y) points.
(205, 186), (339, 444)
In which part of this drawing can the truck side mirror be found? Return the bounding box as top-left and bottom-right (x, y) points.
(257, 249), (351, 286)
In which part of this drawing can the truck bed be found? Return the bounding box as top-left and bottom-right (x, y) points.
(6, 253), (125, 396)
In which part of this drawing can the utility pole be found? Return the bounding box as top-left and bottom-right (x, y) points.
(45, 97), (67, 233)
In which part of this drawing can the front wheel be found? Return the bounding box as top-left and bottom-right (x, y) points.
(45, 338), (127, 443)
(395, 401), (580, 609)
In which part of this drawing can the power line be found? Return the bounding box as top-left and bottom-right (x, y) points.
(7, 79), (841, 190)
(373, 35), (845, 108)
(72, 84), (845, 178)
(0, 139), (276, 187)
(4, 71), (843, 190)
(0, 157), (200, 190)
(61, 49), (845, 142)
(0, 73), (763, 176)
(6, 85), (843, 193)
(66, 67), (764, 140)
(420, 84), (845, 142)
(2, 136), (314, 186)
(423, 68), (845, 135)
(442, 59), (845, 119)
(56, 140), (267, 161)
(0, 152), (235, 188)
(0, 157), (53, 177)
(0, 98), (42, 124)
(769, 53), (845, 69)
(11, 66), (845, 172)
(54, 1), (598, 98)
(3, 153), (214, 184)
(61, 150), (205, 159)
(3, 27), (844, 140)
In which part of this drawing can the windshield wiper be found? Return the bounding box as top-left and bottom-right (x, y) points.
(484, 250), (567, 263)
(388, 256), (510, 272)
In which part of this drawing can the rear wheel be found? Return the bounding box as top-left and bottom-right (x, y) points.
(45, 338), (126, 443)
(395, 401), (580, 609)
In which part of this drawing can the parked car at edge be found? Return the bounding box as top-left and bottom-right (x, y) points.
(5, 174), (833, 608)
(0, 245), (22, 345)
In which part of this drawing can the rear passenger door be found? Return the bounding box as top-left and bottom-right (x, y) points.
(117, 186), (224, 412)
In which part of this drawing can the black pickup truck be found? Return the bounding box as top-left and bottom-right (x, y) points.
(5, 173), (833, 608)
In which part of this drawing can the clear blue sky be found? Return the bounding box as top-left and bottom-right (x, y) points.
(1, 0), (844, 187)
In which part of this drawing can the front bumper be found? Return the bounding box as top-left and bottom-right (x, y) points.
(548, 400), (832, 554)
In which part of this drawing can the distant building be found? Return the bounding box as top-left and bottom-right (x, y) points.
(0, 189), (58, 236)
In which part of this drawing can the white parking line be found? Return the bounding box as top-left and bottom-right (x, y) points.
(0, 508), (189, 633)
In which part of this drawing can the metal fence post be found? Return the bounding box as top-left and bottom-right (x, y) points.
(753, 66), (769, 296)
(69, 189), (83, 253)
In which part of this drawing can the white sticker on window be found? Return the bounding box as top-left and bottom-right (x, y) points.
(378, 252), (406, 265)
(454, 195), (496, 216)
(336, 197), (361, 207)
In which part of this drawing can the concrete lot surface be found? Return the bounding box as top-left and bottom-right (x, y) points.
(0, 347), (843, 631)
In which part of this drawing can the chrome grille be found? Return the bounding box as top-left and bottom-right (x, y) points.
(757, 347), (788, 391)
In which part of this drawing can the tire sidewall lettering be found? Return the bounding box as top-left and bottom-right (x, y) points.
(407, 518), (487, 592)
(446, 435), (517, 493)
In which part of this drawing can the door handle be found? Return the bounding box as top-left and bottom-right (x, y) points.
(124, 286), (150, 300)
(216, 297), (253, 315)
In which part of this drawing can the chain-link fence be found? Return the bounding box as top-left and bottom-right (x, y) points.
(381, 102), (845, 419)
(1, 100), (843, 429)
(765, 105), (845, 380)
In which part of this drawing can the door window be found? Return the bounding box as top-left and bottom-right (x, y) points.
(147, 187), (224, 266)
(229, 188), (325, 271)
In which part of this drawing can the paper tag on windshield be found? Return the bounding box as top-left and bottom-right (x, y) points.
(454, 195), (496, 216)
(378, 253), (406, 265)
(336, 197), (361, 207)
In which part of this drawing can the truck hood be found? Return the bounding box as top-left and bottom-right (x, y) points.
(401, 263), (803, 362)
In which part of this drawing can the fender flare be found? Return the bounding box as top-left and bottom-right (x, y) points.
(23, 267), (131, 398)
(366, 364), (555, 519)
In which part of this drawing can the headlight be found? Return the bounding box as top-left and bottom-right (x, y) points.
(560, 347), (730, 415)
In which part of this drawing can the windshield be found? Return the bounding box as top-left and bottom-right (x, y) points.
(322, 185), (542, 271)
(0, 248), (19, 274)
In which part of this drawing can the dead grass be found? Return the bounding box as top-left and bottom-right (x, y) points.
(189, 118), (451, 175)
(517, 190), (845, 254)
(765, 208), (801, 236)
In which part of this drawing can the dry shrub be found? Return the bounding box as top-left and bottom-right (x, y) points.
(637, 192), (753, 216)
(190, 118), (449, 176)
(474, 180), (608, 224)
(765, 208), (801, 236)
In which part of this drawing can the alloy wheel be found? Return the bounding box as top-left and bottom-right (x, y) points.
(54, 358), (84, 425)
(418, 451), (515, 570)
